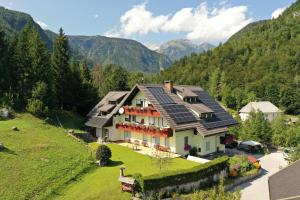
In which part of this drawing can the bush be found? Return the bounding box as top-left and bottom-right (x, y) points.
(26, 99), (49, 117)
(96, 145), (112, 166)
(189, 147), (198, 156)
(136, 156), (228, 192)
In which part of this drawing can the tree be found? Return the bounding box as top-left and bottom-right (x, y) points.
(51, 28), (71, 109)
(240, 111), (272, 143)
(96, 145), (112, 166)
(96, 64), (130, 98)
(271, 114), (288, 147)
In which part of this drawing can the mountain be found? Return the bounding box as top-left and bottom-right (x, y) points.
(67, 35), (172, 73)
(0, 7), (172, 73)
(158, 39), (215, 62)
(159, 0), (300, 114)
(0, 7), (53, 48)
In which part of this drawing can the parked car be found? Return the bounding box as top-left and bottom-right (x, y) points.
(237, 140), (263, 153)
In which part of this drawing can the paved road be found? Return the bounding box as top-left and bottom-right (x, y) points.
(235, 152), (288, 200)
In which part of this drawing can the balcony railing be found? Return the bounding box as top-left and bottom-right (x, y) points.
(116, 123), (171, 138)
(123, 106), (160, 117)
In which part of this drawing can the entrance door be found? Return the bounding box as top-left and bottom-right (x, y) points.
(103, 128), (109, 142)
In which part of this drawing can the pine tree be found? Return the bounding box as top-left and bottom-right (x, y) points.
(0, 27), (7, 101)
(51, 28), (71, 109)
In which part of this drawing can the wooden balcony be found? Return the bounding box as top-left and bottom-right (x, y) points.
(116, 123), (171, 138)
(123, 106), (160, 117)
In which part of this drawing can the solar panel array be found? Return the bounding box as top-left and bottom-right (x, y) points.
(193, 91), (237, 129)
(162, 104), (198, 124)
(148, 87), (175, 105)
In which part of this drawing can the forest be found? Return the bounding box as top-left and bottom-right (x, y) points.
(157, 1), (300, 115)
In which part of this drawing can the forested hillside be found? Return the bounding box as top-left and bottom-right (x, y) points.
(0, 25), (98, 116)
(158, 0), (300, 114)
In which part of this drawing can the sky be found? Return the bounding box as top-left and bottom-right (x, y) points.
(0, 0), (296, 49)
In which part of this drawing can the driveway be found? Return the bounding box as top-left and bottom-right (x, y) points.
(231, 151), (288, 200)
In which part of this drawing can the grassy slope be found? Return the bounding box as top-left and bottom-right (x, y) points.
(0, 113), (92, 200)
(53, 143), (199, 200)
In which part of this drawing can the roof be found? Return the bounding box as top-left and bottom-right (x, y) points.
(123, 84), (235, 136)
(85, 117), (108, 128)
(189, 103), (214, 114)
(239, 101), (281, 113)
(268, 159), (300, 200)
(85, 91), (129, 128)
(99, 104), (116, 112)
(85, 83), (237, 135)
(87, 91), (128, 117)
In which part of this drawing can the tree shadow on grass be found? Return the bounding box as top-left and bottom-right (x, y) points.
(1, 147), (17, 155)
(107, 160), (124, 167)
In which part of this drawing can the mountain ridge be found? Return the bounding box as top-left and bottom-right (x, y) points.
(158, 39), (215, 62)
(0, 6), (172, 73)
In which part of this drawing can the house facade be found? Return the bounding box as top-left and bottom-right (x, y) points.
(86, 81), (237, 156)
(239, 101), (281, 122)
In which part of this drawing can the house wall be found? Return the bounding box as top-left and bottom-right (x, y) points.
(96, 128), (102, 138)
(174, 130), (225, 156)
(240, 112), (279, 122)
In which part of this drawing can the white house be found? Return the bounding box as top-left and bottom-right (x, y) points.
(239, 101), (281, 122)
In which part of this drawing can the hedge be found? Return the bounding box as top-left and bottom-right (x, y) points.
(137, 156), (229, 192)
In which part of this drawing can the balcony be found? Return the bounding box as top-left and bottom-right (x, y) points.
(116, 123), (171, 138)
(123, 106), (160, 117)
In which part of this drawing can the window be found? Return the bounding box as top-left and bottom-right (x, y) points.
(165, 138), (169, 147)
(136, 99), (143, 107)
(143, 134), (148, 142)
(184, 136), (188, 146)
(124, 131), (131, 139)
(153, 136), (160, 145)
(132, 115), (137, 123)
(206, 141), (211, 152)
(125, 115), (131, 122)
(149, 117), (155, 125)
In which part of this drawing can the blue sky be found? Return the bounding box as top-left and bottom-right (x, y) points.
(0, 0), (295, 48)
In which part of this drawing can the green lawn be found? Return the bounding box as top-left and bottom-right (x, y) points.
(52, 143), (200, 200)
(0, 113), (92, 200)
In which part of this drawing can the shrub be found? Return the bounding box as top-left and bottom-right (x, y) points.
(96, 145), (112, 166)
(136, 156), (228, 192)
(189, 147), (198, 156)
(26, 99), (49, 117)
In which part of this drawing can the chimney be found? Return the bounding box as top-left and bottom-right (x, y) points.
(164, 80), (174, 93)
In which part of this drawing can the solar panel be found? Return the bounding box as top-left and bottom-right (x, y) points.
(162, 104), (197, 124)
(193, 91), (237, 129)
(148, 87), (175, 105)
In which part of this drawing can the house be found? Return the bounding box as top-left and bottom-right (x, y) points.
(239, 101), (281, 122)
(86, 81), (237, 156)
(268, 159), (300, 200)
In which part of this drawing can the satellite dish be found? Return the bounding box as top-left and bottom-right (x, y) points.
(119, 107), (125, 114)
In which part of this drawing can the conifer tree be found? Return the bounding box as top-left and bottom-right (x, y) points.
(51, 28), (71, 109)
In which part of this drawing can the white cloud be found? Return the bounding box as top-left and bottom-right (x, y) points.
(271, 6), (287, 19)
(143, 42), (160, 50)
(36, 20), (48, 29)
(119, 3), (169, 36)
(104, 27), (121, 38)
(107, 2), (252, 43)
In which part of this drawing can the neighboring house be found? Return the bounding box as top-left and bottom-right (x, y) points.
(268, 159), (300, 200)
(86, 81), (237, 156)
(239, 101), (281, 122)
